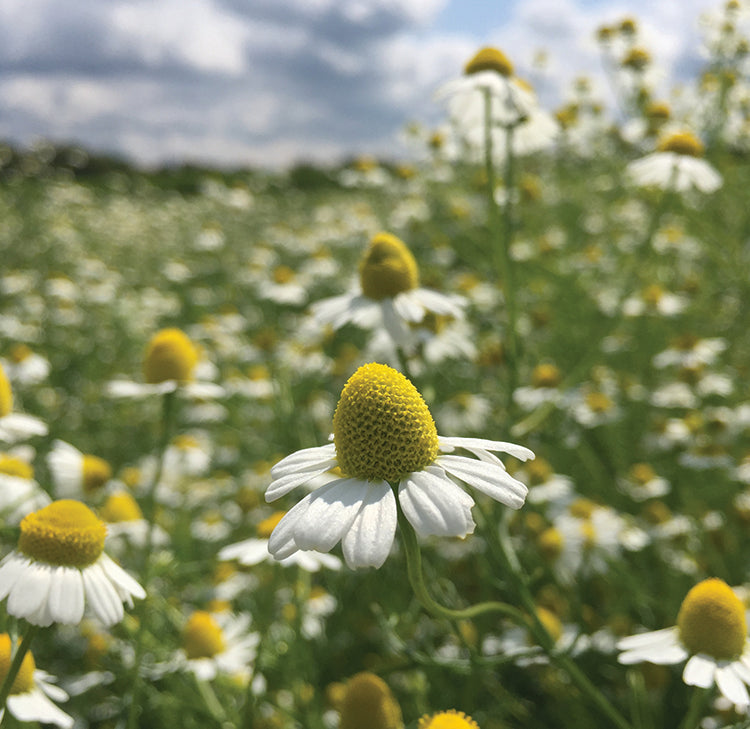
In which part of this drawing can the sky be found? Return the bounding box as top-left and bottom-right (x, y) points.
(0, 0), (725, 169)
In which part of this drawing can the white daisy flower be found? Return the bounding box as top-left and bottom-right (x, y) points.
(0, 634), (73, 728)
(310, 232), (465, 350)
(265, 362), (534, 570)
(1, 344), (50, 386)
(618, 578), (750, 711)
(178, 611), (259, 683)
(0, 499), (146, 627)
(219, 511), (342, 572)
(626, 130), (722, 193)
(106, 328), (224, 400)
(0, 362), (47, 443)
(47, 440), (112, 499)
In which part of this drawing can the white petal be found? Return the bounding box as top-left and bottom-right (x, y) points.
(182, 382), (225, 399)
(7, 689), (74, 728)
(219, 539), (270, 565)
(616, 627), (680, 651)
(0, 553), (30, 601)
(48, 566), (85, 625)
(98, 554), (146, 601)
(341, 483), (397, 569)
(105, 380), (163, 398)
(287, 551), (343, 571)
(438, 436), (535, 462)
(7, 562), (53, 623)
(392, 291), (427, 322)
(0, 413), (48, 441)
(267, 493), (314, 559)
(270, 443), (336, 478)
(399, 467), (475, 537)
(436, 454), (528, 509)
(380, 298), (411, 345)
(292, 478), (371, 552)
(716, 665), (750, 708)
(265, 459), (338, 502)
(683, 654), (717, 688)
(82, 563), (124, 626)
(311, 293), (359, 327)
(411, 288), (466, 317)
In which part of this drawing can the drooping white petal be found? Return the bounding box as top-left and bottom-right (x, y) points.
(7, 562), (53, 623)
(716, 664), (750, 708)
(617, 629), (688, 665)
(0, 553), (30, 601)
(438, 436), (535, 462)
(399, 467), (475, 538)
(436, 454), (528, 509)
(616, 627), (681, 651)
(410, 288), (466, 318)
(266, 452), (338, 502)
(683, 654), (717, 688)
(48, 566), (85, 625)
(380, 298), (412, 346)
(392, 291), (427, 323)
(270, 444), (337, 479)
(98, 554), (146, 601)
(285, 551), (343, 571)
(34, 673), (69, 702)
(341, 482), (397, 569)
(82, 562), (124, 626)
(267, 493), (315, 559)
(311, 293), (360, 327)
(292, 478), (371, 553)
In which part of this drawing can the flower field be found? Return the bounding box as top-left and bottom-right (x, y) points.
(2, 4), (750, 728)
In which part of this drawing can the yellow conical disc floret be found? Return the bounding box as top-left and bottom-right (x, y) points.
(82, 454), (112, 492)
(100, 491), (143, 523)
(0, 362), (13, 417)
(359, 233), (419, 301)
(143, 328), (198, 384)
(658, 131), (705, 158)
(333, 363), (439, 483)
(464, 46), (514, 78)
(0, 634), (37, 695)
(339, 672), (404, 729)
(677, 578), (747, 659)
(18, 499), (107, 568)
(418, 709), (480, 729)
(183, 611), (226, 659)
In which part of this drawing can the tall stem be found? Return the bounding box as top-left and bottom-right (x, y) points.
(0, 623), (39, 712)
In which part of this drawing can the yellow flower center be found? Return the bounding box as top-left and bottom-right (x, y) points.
(677, 578), (747, 659)
(257, 511), (286, 539)
(333, 363), (439, 483)
(0, 454), (33, 480)
(183, 611), (226, 659)
(418, 709), (480, 729)
(464, 46), (514, 77)
(100, 491), (143, 523)
(630, 463), (657, 484)
(657, 131), (705, 157)
(82, 454), (112, 492)
(646, 101), (671, 121)
(531, 363), (561, 388)
(18, 499), (106, 567)
(642, 284), (664, 306)
(526, 457), (553, 484)
(359, 232), (419, 300)
(569, 498), (596, 519)
(538, 527), (564, 560)
(585, 391), (613, 413)
(9, 344), (33, 364)
(0, 363), (13, 417)
(622, 47), (650, 70)
(142, 328), (198, 384)
(273, 265), (296, 285)
(339, 672), (403, 729)
(0, 634), (36, 695)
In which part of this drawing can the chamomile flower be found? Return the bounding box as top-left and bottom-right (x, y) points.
(626, 130), (723, 193)
(106, 328), (224, 399)
(618, 578), (750, 710)
(219, 511), (342, 572)
(1, 344), (50, 386)
(0, 362), (47, 443)
(418, 709), (479, 728)
(178, 610), (259, 682)
(47, 440), (112, 499)
(265, 363), (533, 569)
(310, 232), (465, 350)
(0, 634), (73, 728)
(0, 499), (145, 626)
(337, 672), (403, 729)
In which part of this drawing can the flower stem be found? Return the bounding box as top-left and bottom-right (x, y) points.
(0, 622), (39, 712)
(679, 687), (713, 729)
(397, 508), (525, 625)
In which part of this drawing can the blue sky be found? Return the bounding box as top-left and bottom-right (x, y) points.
(0, 0), (726, 168)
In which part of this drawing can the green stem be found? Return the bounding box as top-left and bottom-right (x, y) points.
(679, 687), (713, 729)
(398, 508), (526, 625)
(0, 623), (39, 712)
(126, 389), (177, 729)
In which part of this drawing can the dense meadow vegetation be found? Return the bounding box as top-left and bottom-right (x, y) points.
(2, 3), (750, 728)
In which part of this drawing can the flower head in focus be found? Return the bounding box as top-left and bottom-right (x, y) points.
(618, 578), (750, 709)
(265, 362), (533, 569)
(418, 709), (480, 728)
(0, 499), (145, 626)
